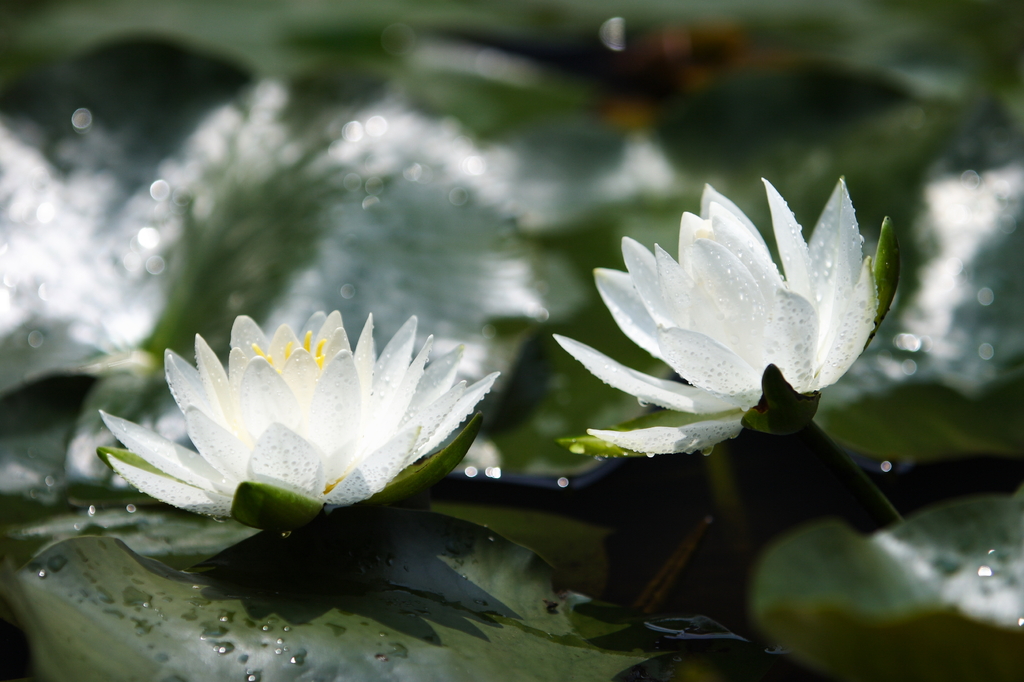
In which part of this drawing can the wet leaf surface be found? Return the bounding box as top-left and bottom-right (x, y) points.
(752, 493), (1024, 681)
(433, 502), (612, 598)
(1, 507), (774, 682)
(0, 507), (256, 571)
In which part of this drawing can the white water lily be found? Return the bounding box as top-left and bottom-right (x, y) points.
(556, 179), (880, 455)
(101, 311), (498, 517)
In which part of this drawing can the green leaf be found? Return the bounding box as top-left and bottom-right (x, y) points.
(556, 409), (742, 457)
(96, 447), (168, 479)
(0, 376), (92, 527)
(364, 413), (482, 506)
(740, 364), (820, 435)
(0, 507), (256, 571)
(752, 494), (1024, 681)
(870, 216), (900, 343)
(230, 482), (323, 532)
(432, 503), (611, 597)
(0, 507), (773, 682)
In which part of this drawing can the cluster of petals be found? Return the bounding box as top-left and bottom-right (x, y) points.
(102, 311), (497, 515)
(555, 179), (877, 454)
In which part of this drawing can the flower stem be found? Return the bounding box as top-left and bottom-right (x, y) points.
(797, 421), (902, 527)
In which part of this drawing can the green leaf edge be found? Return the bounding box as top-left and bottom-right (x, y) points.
(362, 412), (483, 505)
(741, 364), (820, 435)
(230, 481), (323, 532)
(751, 495), (1024, 681)
(555, 409), (742, 457)
(867, 216), (899, 348)
(96, 446), (168, 478)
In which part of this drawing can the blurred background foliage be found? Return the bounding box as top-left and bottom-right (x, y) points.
(1, 1), (1024, 680)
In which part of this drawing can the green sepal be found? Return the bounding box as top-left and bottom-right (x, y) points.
(741, 364), (820, 435)
(230, 481), (323, 531)
(868, 216), (900, 348)
(556, 408), (743, 457)
(97, 446), (169, 478)
(362, 412), (483, 506)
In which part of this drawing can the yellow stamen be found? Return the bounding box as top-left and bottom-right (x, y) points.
(284, 341), (294, 359)
(324, 478), (340, 494)
(251, 343), (274, 366)
(315, 338), (326, 369)
(303, 330), (312, 353)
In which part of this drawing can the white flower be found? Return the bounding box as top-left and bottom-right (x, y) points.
(101, 311), (498, 518)
(556, 179), (880, 455)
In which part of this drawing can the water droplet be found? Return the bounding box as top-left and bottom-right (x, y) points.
(123, 586), (153, 607)
(289, 649), (307, 665)
(213, 642), (235, 655)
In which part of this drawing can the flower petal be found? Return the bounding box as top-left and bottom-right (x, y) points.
(417, 372), (498, 455)
(323, 468), (374, 506)
(302, 311), (327, 339)
(701, 183), (768, 252)
(657, 327), (762, 407)
(653, 246), (694, 331)
(677, 212), (708, 270)
(351, 426), (421, 493)
(764, 179), (813, 301)
(707, 203), (783, 297)
(239, 356), (302, 440)
(230, 315), (269, 360)
(554, 335), (734, 413)
(808, 179), (865, 346)
(165, 350), (213, 419)
(268, 324), (301, 366)
(691, 238), (768, 368)
(184, 406), (250, 483)
(817, 259), (877, 387)
(371, 316), (417, 412)
(589, 416), (743, 455)
(248, 423), (325, 498)
(100, 411), (227, 492)
(316, 310), (349, 352)
(281, 347), (319, 413)
(621, 237), (674, 328)
(370, 336), (433, 441)
(307, 350), (361, 478)
(595, 268), (661, 359)
(107, 457), (232, 516)
(407, 344), (463, 418)
(194, 334), (232, 427)
(353, 314), (376, 408)
(315, 310), (343, 342)
(319, 328), (351, 369)
(763, 288), (819, 394)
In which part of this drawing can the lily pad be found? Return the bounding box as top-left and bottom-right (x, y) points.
(433, 502), (612, 597)
(0, 507), (257, 571)
(1, 507), (773, 682)
(0, 376), (92, 526)
(752, 493), (1024, 682)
